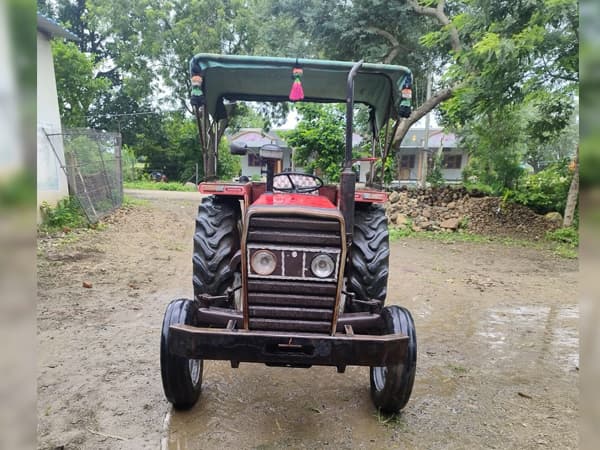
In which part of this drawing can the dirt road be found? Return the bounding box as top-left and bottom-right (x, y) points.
(37, 193), (578, 449)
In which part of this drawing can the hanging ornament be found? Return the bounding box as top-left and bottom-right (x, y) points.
(190, 74), (204, 107)
(289, 66), (304, 101)
(399, 76), (412, 118)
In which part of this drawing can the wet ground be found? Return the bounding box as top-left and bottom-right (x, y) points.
(37, 193), (578, 449)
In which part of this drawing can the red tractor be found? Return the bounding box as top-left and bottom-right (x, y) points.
(160, 54), (417, 414)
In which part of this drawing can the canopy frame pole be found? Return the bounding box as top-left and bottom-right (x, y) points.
(340, 60), (364, 243)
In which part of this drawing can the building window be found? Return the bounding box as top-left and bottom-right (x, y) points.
(399, 154), (416, 169)
(248, 151), (262, 167)
(443, 154), (462, 169)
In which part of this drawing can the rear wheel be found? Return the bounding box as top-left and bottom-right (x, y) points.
(193, 196), (241, 307)
(161, 299), (203, 410)
(370, 305), (417, 414)
(346, 203), (389, 312)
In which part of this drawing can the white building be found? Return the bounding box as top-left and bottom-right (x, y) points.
(228, 129), (292, 179)
(396, 128), (467, 185)
(36, 14), (78, 217)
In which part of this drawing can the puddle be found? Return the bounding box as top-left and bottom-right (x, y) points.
(477, 304), (579, 372)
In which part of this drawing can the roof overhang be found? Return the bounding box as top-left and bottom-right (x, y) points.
(37, 14), (79, 41)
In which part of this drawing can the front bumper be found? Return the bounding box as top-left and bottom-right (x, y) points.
(168, 323), (408, 368)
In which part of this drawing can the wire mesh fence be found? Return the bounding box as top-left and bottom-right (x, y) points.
(42, 128), (123, 223)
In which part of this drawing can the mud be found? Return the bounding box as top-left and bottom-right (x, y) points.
(37, 193), (578, 449)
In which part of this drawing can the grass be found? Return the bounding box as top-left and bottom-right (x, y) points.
(123, 180), (197, 191)
(122, 195), (149, 207)
(39, 195), (149, 233)
(374, 410), (408, 429)
(389, 226), (578, 259)
(545, 227), (579, 259)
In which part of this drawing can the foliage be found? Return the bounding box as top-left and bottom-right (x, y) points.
(441, 0), (578, 125)
(39, 197), (88, 230)
(507, 161), (572, 214)
(137, 114), (201, 182)
(427, 152), (445, 187)
(463, 181), (495, 197)
(284, 104), (346, 183)
(459, 107), (526, 192)
(121, 145), (140, 182)
(525, 106), (579, 172)
(51, 40), (110, 128)
(217, 138), (242, 180)
(441, 0), (578, 187)
(372, 156), (395, 185)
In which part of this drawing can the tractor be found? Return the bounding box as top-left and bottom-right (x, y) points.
(160, 54), (417, 414)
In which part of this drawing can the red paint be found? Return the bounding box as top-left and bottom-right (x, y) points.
(252, 193), (336, 209)
(199, 182), (250, 197)
(355, 190), (388, 203)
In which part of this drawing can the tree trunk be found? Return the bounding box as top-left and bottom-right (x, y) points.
(563, 147), (579, 227)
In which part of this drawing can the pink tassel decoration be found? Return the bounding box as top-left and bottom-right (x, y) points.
(289, 67), (304, 101)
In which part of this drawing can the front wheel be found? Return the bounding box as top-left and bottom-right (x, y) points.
(346, 204), (389, 312)
(160, 299), (203, 410)
(370, 305), (417, 414)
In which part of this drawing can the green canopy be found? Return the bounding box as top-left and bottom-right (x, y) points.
(189, 54), (412, 130)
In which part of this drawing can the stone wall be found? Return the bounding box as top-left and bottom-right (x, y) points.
(384, 186), (562, 240)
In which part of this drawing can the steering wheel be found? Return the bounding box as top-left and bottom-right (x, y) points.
(273, 172), (324, 194)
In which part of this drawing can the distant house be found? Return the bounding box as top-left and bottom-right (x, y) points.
(36, 14), (79, 219)
(395, 128), (467, 185)
(228, 128), (292, 179)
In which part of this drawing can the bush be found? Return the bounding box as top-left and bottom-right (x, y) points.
(40, 196), (88, 230)
(509, 162), (572, 214)
(463, 179), (496, 197)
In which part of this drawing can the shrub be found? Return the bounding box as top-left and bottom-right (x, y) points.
(40, 196), (88, 230)
(509, 162), (572, 214)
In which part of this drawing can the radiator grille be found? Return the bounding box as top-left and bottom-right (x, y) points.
(246, 214), (342, 333)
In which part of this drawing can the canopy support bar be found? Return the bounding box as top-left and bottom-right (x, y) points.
(340, 60), (364, 242)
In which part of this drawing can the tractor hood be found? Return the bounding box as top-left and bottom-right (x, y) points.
(252, 193), (336, 209)
(189, 53), (412, 130)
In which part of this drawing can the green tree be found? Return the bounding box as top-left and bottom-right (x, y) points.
(460, 107), (527, 192)
(274, 0), (578, 190)
(217, 138), (242, 180)
(439, 0), (578, 188)
(52, 40), (110, 128)
(284, 104), (345, 182)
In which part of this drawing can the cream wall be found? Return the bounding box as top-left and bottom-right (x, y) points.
(37, 31), (69, 218)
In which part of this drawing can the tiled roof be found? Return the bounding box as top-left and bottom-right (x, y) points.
(228, 128), (288, 148)
(400, 128), (458, 149)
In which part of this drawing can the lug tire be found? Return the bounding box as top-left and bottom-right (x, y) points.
(161, 299), (203, 410)
(370, 305), (417, 414)
(346, 203), (389, 312)
(192, 196), (241, 306)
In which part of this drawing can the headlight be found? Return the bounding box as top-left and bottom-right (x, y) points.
(311, 254), (335, 278)
(251, 250), (277, 276)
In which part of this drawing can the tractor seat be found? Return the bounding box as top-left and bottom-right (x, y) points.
(273, 173), (320, 194)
